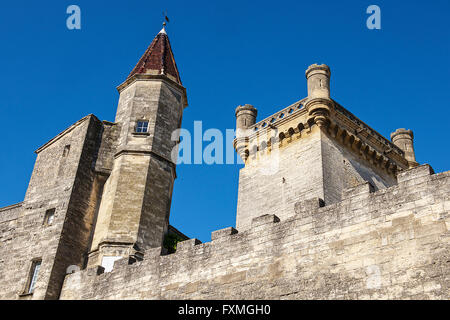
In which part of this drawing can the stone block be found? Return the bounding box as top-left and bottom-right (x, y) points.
(113, 257), (129, 269)
(342, 182), (375, 200)
(211, 227), (238, 241)
(397, 164), (434, 183)
(251, 214), (280, 227)
(176, 238), (202, 251)
(144, 247), (162, 259)
(294, 197), (325, 217)
(87, 265), (105, 276)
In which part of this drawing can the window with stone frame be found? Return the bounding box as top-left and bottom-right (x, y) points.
(43, 208), (55, 226)
(62, 145), (70, 157)
(26, 259), (41, 294)
(135, 120), (149, 133)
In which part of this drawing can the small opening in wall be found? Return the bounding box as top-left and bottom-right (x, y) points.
(43, 208), (55, 226)
(62, 145), (70, 157)
(25, 259), (41, 294)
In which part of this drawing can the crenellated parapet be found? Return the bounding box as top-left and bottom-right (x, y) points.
(233, 64), (411, 177)
(325, 102), (409, 176)
(59, 165), (450, 300)
(234, 101), (408, 177)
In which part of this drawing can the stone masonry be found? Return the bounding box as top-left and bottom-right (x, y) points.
(0, 115), (105, 299)
(0, 26), (449, 300)
(234, 64), (404, 231)
(0, 27), (187, 299)
(60, 165), (450, 299)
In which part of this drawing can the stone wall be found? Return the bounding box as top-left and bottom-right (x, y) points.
(94, 121), (120, 175)
(236, 125), (397, 231)
(320, 129), (397, 204)
(0, 115), (105, 300)
(60, 165), (450, 300)
(0, 203), (21, 277)
(236, 126), (324, 231)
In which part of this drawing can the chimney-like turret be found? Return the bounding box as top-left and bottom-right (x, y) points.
(234, 104), (257, 162)
(236, 104), (257, 130)
(306, 64), (331, 99)
(304, 64), (333, 128)
(391, 128), (419, 168)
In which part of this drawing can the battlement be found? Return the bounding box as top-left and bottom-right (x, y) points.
(250, 99), (307, 133)
(333, 102), (404, 157)
(237, 99), (407, 174)
(0, 19), (446, 301)
(60, 165), (450, 300)
(233, 64), (415, 231)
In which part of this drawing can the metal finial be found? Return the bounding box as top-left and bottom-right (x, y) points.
(162, 11), (169, 27)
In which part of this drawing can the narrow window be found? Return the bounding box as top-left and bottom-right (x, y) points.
(43, 208), (55, 226)
(136, 121), (149, 133)
(62, 145), (70, 157)
(27, 260), (41, 294)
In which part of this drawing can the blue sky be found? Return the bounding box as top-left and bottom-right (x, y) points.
(1, 0), (449, 242)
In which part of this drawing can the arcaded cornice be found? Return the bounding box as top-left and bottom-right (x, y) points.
(235, 98), (410, 176)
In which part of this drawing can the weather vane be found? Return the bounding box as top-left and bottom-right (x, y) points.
(162, 11), (170, 27)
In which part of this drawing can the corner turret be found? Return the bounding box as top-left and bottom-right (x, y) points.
(304, 64), (333, 128)
(391, 128), (419, 168)
(306, 64), (331, 99)
(234, 104), (257, 162)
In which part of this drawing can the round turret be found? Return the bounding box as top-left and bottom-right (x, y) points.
(391, 128), (418, 168)
(235, 104), (257, 130)
(234, 104), (257, 162)
(305, 64), (331, 99)
(304, 64), (333, 128)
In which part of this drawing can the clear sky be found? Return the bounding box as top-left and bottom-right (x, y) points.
(1, 0), (449, 242)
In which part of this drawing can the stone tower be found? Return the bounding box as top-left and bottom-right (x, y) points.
(234, 64), (412, 231)
(0, 25), (188, 299)
(88, 27), (188, 269)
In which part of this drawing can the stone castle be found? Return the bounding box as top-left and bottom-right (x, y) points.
(0, 26), (448, 300)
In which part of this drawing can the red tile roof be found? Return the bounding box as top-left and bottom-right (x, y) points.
(127, 28), (182, 85)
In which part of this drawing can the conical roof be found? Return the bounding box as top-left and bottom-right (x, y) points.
(127, 27), (182, 84)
